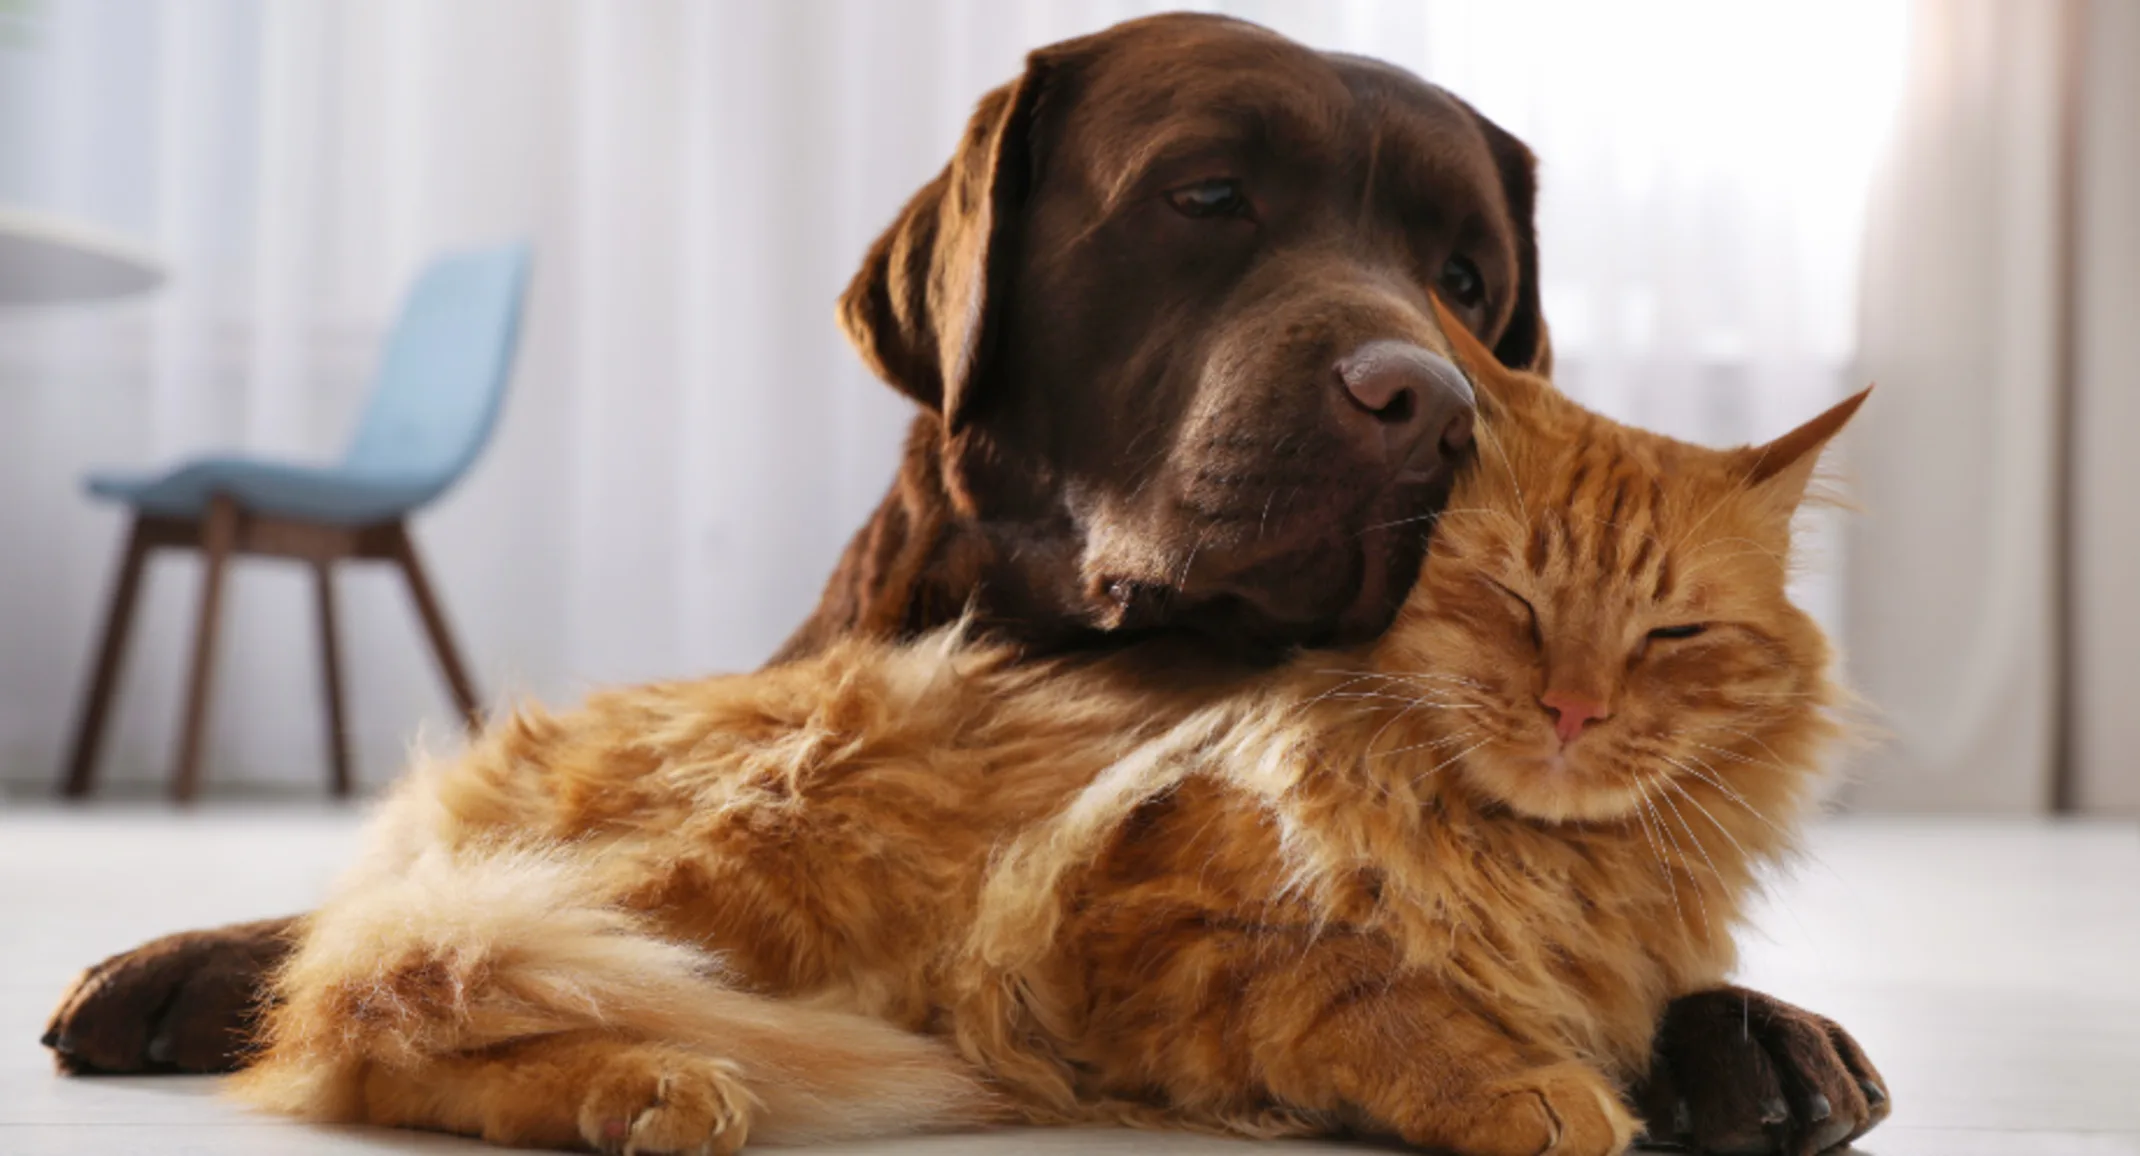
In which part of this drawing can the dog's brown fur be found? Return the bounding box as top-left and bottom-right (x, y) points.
(779, 12), (1548, 661)
(228, 308), (1865, 1156)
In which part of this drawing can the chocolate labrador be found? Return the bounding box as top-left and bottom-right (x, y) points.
(44, 13), (1885, 1155)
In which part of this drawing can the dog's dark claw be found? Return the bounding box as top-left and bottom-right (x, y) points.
(1805, 1115), (1859, 1154)
(1632, 988), (1892, 1156)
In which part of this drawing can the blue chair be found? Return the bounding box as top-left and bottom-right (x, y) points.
(61, 242), (532, 802)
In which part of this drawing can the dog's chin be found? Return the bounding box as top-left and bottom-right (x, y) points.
(1077, 469), (1451, 658)
(1114, 519), (1427, 661)
(1222, 473), (1449, 648)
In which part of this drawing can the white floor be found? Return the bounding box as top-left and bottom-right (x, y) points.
(1, 808), (2135, 1155)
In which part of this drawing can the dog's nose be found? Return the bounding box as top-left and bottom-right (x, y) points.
(1333, 341), (1476, 462)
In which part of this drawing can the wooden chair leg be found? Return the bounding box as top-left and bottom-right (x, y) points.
(389, 524), (483, 733)
(312, 561), (353, 797)
(172, 496), (240, 804)
(60, 519), (155, 798)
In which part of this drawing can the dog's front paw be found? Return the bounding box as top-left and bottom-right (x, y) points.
(579, 1046), (756, 1156)
(1632, 987), (1890, 1155)
(43, 916), (301, 1074)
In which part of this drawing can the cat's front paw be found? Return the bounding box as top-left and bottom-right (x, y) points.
(579, 1047), (755, 1156)
(1460, 1061), (1638, 1156)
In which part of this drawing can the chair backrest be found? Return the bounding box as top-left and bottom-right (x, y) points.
(342, 242), (532, 494)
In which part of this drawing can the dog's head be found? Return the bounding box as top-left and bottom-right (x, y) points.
(841, 13), (1548, 653)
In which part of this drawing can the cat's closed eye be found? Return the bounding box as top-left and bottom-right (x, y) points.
(1483, 578), (1543, 649)
(1631, 622), (1710, 662)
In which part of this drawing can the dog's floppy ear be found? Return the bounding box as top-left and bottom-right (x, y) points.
(839, 56), (1057, 431)
(1464, 104), (1553, 376)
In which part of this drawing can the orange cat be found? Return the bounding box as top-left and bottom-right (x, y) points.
(232, 306), (1866, 1156)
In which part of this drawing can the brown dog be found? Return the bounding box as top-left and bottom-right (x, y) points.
(781, 16), (1531, 660)
(44, 14), (1884, 1155)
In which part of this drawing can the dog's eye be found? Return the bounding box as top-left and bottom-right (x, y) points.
(1438, 255), (1486, 308)
(1166, 178), (1251, 220)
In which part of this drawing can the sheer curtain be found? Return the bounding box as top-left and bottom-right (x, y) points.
(1845, 0), (2140, 816)
(0, 0), (1905, 793)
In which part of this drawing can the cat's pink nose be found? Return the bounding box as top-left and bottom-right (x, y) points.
(1540, 690), (1609, 745)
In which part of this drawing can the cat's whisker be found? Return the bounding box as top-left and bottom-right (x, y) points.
(1317, 690), (1477, 710)
(1634, 778), (1705, 904)
(1712, 726), (1794, 772)
(1626, 787), (1687, 928)
(1368, 670), (1491, 692)
(1300, 674), (1421, 711)
(1359, 689), (1488, 748)
(1655, 813), (1716, 940)
(1304, 670), (1464, 699)
(1689, 741), (1860, 891)
(1374, 727), (1485, 761)
(1309, 668), (1489, 695)
(1684, 740), (1763, 767)
(1646, 775), (1727, 940)
(1364, 700), (1420, 748)
(1660, 776), (1755, 870)
(1404, 735), (1493, 782)
(1322, 685), (1481, 706)
(1471, 418), (1531, 525)
(1358, 505), (1523, 538)
(1660, 767), (1825, 943)
(1659, 753), (1797, 846)
(1683, 534), (1789, 566)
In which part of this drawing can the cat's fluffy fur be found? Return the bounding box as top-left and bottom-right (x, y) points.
(233, 309), (1866, 1156)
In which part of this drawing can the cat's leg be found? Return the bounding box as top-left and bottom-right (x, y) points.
(358, 1030), (755, 1155)
(1086, 929), (1638, 1156)
(1454, 1060), (1640, 1156)
(1250, 974), (1637, 1156)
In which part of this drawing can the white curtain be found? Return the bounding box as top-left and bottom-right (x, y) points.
(1844, 0), (2140, 816)
(0, 0), (1904, 794)
(2069, 0), (2140, 816)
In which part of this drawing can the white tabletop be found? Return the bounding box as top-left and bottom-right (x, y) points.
(0, 207), (165, 305)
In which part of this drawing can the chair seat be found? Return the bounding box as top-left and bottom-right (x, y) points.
(86, 456), (445, 526)
(62, 243), (525, 802)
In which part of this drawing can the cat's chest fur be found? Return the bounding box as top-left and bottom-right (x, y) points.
(1021, 740), (1742, 1088)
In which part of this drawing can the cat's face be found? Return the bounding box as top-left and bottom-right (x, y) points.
(1374, 303), (1864, 823)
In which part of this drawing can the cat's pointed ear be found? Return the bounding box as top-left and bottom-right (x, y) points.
(1737, 386), (1874, 509)
(1428, 293), (1549, 417)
